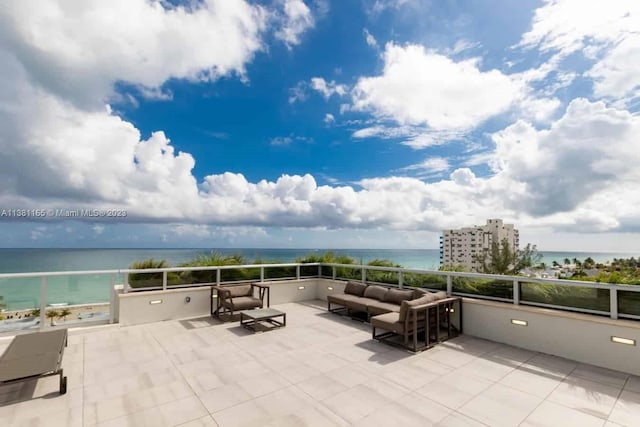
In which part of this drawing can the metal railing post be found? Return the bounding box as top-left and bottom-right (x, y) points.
(513, 279), (520, 305)
(361, 266), (366, 283)
(296, 265), (300, 280)
(39, 276), (47, 330)
(216, 268), (221, 285)
(318, 264), (322, 277)
(109, 273), (116, 324)
(332, 266), (336, 280)
(398, 271), (403, 289)
(124, 273), (129, 293)
(260, 266), (264, 283)
(610, 288), (618, 320)
(162, 271), (167, 291)
(446, 275), (452, 296)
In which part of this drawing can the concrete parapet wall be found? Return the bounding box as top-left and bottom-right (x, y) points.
(462, 298), (640, 376)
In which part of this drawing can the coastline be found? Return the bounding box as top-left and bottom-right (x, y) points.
(0, 303), (109, 324)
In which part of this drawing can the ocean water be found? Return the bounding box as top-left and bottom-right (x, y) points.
(0, 248), (636, 311)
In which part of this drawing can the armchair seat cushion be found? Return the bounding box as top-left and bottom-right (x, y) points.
(224, 296), (262, 311)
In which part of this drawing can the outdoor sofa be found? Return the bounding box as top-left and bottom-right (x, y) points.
(210, 282), (270, 319)
(327, 281), (461, 351)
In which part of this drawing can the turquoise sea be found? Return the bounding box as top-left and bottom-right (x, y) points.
(0, 248), (637, 311)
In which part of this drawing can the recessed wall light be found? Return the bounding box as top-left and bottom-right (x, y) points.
(327, 286), (334, 291)
(149, 299), (163, 305)
(611, 336), (636, 346)
(511, 319), (528, 326)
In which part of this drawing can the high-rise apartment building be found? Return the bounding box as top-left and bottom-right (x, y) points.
(440, 219), (519, 272)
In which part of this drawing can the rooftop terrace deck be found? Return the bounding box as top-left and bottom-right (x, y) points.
(1, 300), (639, 427)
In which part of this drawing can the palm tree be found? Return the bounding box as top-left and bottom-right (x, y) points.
(564, 258), (571, 265)
(46, 309), (60, 326)
(552, 260), (560, 267)
(60, 308), (72, 321)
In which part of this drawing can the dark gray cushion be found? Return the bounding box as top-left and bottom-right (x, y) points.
(344, 281), (367, 297)
(384, 288), (414, 305)
(363, 285), (388, 301)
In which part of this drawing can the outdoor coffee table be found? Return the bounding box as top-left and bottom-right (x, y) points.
(240, 308), (286, 332)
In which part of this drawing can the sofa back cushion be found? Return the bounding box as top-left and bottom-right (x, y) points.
(344, 281), (367, 297)
(363, 285), (388, 301)
(227, 284), (252, 297)
(412, 288), (429, 299)
(383, 288), (415, 305)
(399, 294), (437, 322)
(432, 291), (447, 300)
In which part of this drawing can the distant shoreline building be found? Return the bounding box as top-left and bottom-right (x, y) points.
(440, 219), (520, 272)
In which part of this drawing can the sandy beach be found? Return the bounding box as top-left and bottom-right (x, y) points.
(0, 303), (110, 323)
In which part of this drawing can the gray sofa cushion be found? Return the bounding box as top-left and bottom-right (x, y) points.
(432, 291), (447, 300)
(367, 300), (401, 316)
(399, 294), (437, 322)
(384, 288), (414, 305)
(370, 312), (405, 333)
(344, 281), (367, 297)
(363, 285), (388, 301)
(328, 294), (369, 312)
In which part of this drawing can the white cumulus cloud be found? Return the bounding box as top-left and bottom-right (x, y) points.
(274, 0), (315, 48)
(352, 43), (521, 131)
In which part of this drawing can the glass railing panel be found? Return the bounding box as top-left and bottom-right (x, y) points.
(334, 266), (361, 281)
(520, 282), (610, 312)
(299, 264), (319, 277)
(618, 289), (640, 316)
(0, 277), (42, 332)
(128, 271), (165, 289)
(264, 265), (297, 280)
(402, 273), (447, 291)
(452, 277), (513, 299)
(366, 269), (398, 286)
(173, 269), (216, 285)
(45, 274), (112, 325)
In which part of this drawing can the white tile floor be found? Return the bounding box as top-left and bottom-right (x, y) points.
(1, 300), (639, 427)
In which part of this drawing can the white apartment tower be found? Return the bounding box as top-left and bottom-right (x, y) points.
(440, 219), (520, 272)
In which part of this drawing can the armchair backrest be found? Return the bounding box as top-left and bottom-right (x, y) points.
(226, 284), (253, 297)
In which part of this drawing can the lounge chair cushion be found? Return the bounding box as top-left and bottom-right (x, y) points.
(367, 300), (402, 316)
(383, 288), (414, 305)
(224, 296), (262, 310)
(399, 294), (437, 322)
(226, 284), (253, 297)
(344, 281), (367, 297)
(363, 285), (388, 301)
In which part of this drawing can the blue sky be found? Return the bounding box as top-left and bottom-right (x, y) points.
(0, 0), (639, 251)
